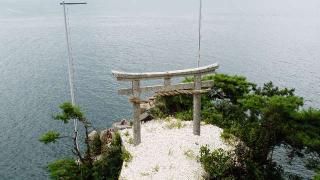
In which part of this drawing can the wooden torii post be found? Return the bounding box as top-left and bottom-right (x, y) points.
(112, 63), (219, 145)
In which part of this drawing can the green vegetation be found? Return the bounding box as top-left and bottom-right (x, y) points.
(184, 149), (196, 160)
(127, 137), (134, 145)
(39, 131), (60, 144)
(314, 171), (320, 180)
(165, 119), (185, 129)
(122, 148), (133, 162)
(199, 147), (234, 179)
(47, 158), (89, 180)
(140, 172), (150, 176)
(152, 165), (160, 173)
(139, 165), (160, 177)
(124, 131), (129, 137)
(175, 109), (193, 121)
(91, 133), (102, 156)
(153, 73), (320, 179)
(40, 102), (124, 180)
(93, 135), (123, 180)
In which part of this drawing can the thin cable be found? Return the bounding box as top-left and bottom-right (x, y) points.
(62, 1), (79, 152)
(65, 5), (98, 131)
(197, 0), (202, 67)
(66, 6), (77, 105)
(66, 5), (79, 138)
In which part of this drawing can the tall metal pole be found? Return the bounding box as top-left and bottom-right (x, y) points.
(60, 1), (86, 153)
(197, 0), (202, 67)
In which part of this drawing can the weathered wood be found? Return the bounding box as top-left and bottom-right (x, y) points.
(193, 74), (201, 136)
(164, 77), (171, 86)
(112, 63), (219, 81)
(132, 80), (141, 145)
(118, 80), (214, 95)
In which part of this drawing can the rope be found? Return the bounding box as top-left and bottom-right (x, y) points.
(155, 88), (211, 97)
(129, 97), (149, 104)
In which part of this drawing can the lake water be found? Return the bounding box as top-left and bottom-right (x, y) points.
(0, 0), (320, 179)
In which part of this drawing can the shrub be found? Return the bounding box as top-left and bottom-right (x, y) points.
(199, 146), (235, 179)
(314, 171), (320, 180)
(111, 132), (122, 147)
(149, 107), (168, 119)
(91, 133), (102, 156)
(154, 73), (320, 179)
(220, 130), (237, 144)
(210, 74), (256, 103)
(93, 132), (123, 179)
(122, 148), (133, 162)
(155, 95), (193, 115)
(93, 144), (123, 180)
(47, 158), (88, 180)
(41, 103), (124, 180)
(175, 110), (193, 121)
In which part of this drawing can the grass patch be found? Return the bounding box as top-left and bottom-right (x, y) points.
(164, 116), (173, 122)
(122, 148), (133, 162)
(184, 149), (196, 160)
(165, 119), (186, 129)
(220, 130), (237, 145)
(139, 165), (160, 177)
(168, 148), (173, 156)
(152, 165), (160, 173)
(124, 131), (130, 137)
(140, 172), (150, 176)
(127, 137), (134, 145)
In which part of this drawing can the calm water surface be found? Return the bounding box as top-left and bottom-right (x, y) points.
(0, 0), (320, 179)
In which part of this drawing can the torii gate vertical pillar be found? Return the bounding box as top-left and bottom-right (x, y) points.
(132, 80), (141, 145)
(193, 74), (201, 135)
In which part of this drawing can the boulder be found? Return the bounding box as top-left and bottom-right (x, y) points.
(112, 119), (131, 130)
(88, 130), (98, 141)
(100, 129), (112, 145)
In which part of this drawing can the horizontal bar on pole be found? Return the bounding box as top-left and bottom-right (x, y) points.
(118, 80), (214, 95)
(60, 2), (87, 5)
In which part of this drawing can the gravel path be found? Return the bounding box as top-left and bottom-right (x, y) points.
(119, 118), (230, 180)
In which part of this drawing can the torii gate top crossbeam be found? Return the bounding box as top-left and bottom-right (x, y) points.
(112, 63), (219, 81)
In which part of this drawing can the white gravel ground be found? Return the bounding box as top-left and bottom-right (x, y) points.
(119, 118), (230, 180)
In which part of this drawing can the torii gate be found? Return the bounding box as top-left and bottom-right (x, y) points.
(112, 63), (219, 145)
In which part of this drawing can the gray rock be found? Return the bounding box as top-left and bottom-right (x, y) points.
(100, 129), (112, 144)
(113, 119), (131, 130)
(88, 130), (98, 141)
